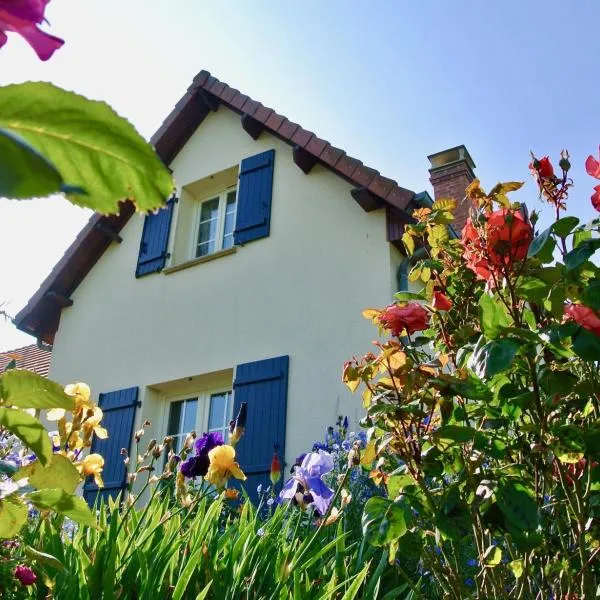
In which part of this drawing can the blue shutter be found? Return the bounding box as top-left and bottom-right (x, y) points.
(135, 196), (176, 277)
(83, 387), (139, 506)
(233, 355), (288, 503)
(234, 150), (275, 245)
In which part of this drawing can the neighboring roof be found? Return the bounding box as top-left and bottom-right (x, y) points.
(15, 69), (417, 344)
(0, 343), (52, 377)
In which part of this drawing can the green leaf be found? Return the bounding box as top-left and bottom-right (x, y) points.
(571, 327), (600, 361)
(1, 369), (75, 410)
(27, 489), (97, 528)
(362, 497), (410, 547)
(515, 277), (549, 305)
(0, 128), (65, 199)
(495, 480), (538, 531)
(23, 546), (66, 572)
(0, 82), (173, 214)
(386, 474), (414, 500)
(14, 454), (80, 494)
(479, 294), (510, 338)
(538, 367), (577, 396)
(401, 232), (414, 255)
(393, 291), (426, 302)
(564, 238), (600, 271)
(528, 226), (552, 258)
(0, 496), (28, 538)
(553, 216), (579, 238)
(431, 374), (493, 401)
(471, 338), (520, 379)
(0, 407), (52, 466)
(582, 280), (600, 311)
(395, 530), (422, 560)
(432, 425), (476, 451)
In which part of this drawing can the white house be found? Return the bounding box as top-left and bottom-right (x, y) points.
(15, 70), (476, 502)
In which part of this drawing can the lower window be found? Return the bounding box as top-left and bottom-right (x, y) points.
(166, 390), (233, 452)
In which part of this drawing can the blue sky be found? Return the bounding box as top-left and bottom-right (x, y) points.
(1, 0), (599, 350)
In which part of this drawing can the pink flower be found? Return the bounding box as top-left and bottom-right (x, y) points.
(592, 185), (600, 213)
(585, 147), (600, 179)
(564, 303), (600, 337)
(0, 0), (64, 60)
(378, 303), (430, 336)
(14, 564), (36, 586)
(432, 291), (452, 312)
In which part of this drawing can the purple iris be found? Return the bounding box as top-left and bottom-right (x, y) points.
(180, 432), (223, 479)
(279, 451), (335, 515)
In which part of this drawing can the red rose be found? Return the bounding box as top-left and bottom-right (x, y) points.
(432, 291), (452, 311)
(461, 209), (533, 282)
(564, 303), (600, 337)
(14, 565), (36, 586)
(529, 156), (554, 179)
(378, 303), (430, 336)
(585, 147), (600, 179)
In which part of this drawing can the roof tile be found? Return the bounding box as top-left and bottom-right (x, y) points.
(242, 99), (261, 116)
(352, 165), (379, 187)
(0, 344), (52, 378)
(230, 93), (249, 111)
(368, 175), (397, 198)
(253, 105), (274, 123)
(336, 155), (362, 178)
(320, 145), (345, 167)
(291, 128), (313, 147)
(219, 86), (237, 103)
(264, 112), (285, 130)
(277, 119), (300, 139)
(305, 136), (329, 157)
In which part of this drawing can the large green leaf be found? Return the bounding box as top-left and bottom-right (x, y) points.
(1, 369), (75, 410)
(581, 280), (600, 311)
(479, 294), (510, 338)
(362, 497), (410, 546)
(571, 327), (600, 361)
(432, 425), (475, 451)
(564, 238), (600, 271)
(431, 374), (493, 401)
(0, 407), (52, 465)
(527, 226), (552, 258)
(553, 216), (580, 238)
(495, 479), (538, 531)
(0, 128), (65, 199)
(27, 489), (97, 528)
(14, 454), (80, 494)
(0, 82), (173, 214)
(471, 338), (520, 379)
(0, 496), (28, 538)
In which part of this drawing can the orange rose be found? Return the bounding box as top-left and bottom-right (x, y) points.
(564, 303), (600, 337)
(461, 209), (533, 282)
(378, 303), (430, 336)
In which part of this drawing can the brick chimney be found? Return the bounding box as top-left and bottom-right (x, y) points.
(428, 145), (476, 232)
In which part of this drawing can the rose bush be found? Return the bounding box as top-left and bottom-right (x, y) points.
(345, 150), (600, 599)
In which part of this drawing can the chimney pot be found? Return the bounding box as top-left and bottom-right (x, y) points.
(428, 144), (476, 232)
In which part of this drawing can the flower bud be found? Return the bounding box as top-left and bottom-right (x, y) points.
(152, 444), (163, 459)
(146, 439), (157, 454)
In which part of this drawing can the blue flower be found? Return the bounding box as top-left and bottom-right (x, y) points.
(341, 440), (352, 452)
(465, 578), (475, 587)
(279, 451), (335, 515)
(466, 558), (478, 568)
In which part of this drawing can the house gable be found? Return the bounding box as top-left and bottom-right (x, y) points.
(15, 69), (417, 343)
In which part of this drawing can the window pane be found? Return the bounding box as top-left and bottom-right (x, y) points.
(167, 401), (182, 436)
(198, 220), (218, 245)
(200, 198), (219, 222)
(208, 393), (227, 431)
(222, 192), (237, 248)
(182, 399), (197, 434)
(197, 241), (214, 257)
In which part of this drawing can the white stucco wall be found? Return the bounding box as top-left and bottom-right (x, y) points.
(49, 106), (401, 467)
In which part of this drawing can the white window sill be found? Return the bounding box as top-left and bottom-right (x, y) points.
(163, 247), (237, 275)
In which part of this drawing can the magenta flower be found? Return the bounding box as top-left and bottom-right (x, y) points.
(279, 451), (335, 515)
(180, 432), (224, 479)
(0, 0), (64, 61)
(14, 564), (36, 586)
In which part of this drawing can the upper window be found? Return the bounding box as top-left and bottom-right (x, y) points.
(165, 390), (233, 450)
(194, 188), (237, 258)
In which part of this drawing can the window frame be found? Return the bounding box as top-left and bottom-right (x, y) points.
(190, 185), (238, 260)
(161, 386), (234, 451)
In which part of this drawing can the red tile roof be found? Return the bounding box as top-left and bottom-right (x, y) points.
(15, 69), (416, 343)
(0, 344), (52, 377)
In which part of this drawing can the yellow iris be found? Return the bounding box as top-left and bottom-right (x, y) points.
(82, 406), (108, 440)
(205, 445), (246, 489)
(48, 382), (95, 421)
(81, 453), (105, 487)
